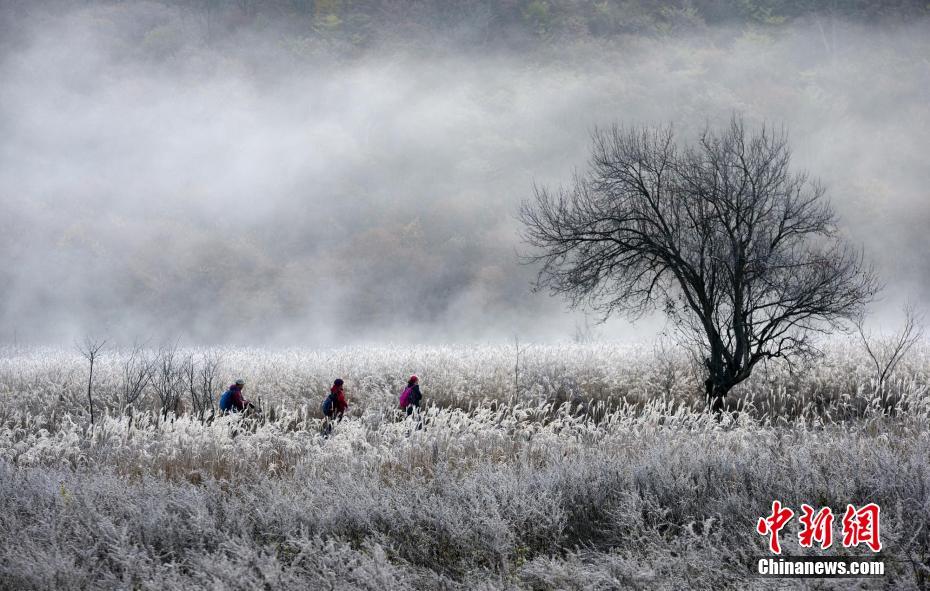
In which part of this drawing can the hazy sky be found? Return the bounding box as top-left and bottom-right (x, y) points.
(1, 2), (928, 345)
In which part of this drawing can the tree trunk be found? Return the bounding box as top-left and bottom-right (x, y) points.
(87, 360), (95, 426)
(704, 378), (730, 414)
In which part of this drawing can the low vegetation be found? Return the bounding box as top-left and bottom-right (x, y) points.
(0, 342), (928, 589)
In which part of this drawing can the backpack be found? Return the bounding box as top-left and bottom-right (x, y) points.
(322, 393), (335, 417)
(398, 386), (413, 409)
(219, 389), (233, 412)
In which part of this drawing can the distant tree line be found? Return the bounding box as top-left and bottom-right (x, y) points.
(176, 0), (930, 34)
(165, 0), (930, 44)
(3, 0), (928, 52)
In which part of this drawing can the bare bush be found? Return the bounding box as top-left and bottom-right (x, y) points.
(118, 342), (153, 414)
(856, 303), (925, 405)
(183, 350), (222, 422)
(152, 342), (184, 422)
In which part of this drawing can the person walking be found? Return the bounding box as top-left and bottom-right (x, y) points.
(398, 375), (422, 416)
(219, 379), (253, 414)
(398, 375), (423, 430)
(321, 378), (348, 435)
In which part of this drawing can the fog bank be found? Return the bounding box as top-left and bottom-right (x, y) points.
(1, 2), (928, 345)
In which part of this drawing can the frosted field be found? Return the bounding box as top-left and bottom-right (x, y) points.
(1, 343), (929, 589)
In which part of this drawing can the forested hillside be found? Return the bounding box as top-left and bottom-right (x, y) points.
(3, 0), (928, 53)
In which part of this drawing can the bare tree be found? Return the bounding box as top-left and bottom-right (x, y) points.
(572, 312), (600, 344)
(521, 116), (879, 412)
(856, 303), (925, 397)
(119, 343), (153, 413)
(182, 354), (198, 418)
(152, 342), (184, 422)
(182, 350), (222, 422)
(76, 337), (106, 426)
(198, 351), (222, 422)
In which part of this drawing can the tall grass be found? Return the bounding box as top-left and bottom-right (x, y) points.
(0, 342), (928, 589)
(1, 340), (928, 421)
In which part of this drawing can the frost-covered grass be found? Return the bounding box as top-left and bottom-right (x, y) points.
(1, 343), (929, 589)
(3, 340), (930, 420)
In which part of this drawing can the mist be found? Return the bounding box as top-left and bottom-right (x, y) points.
(1, 1), (928, 345)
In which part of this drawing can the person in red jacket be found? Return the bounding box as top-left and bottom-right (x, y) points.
(219, 379), (254, 414)
(322, 378), (348, 420)
(321, 378), (348, 436)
